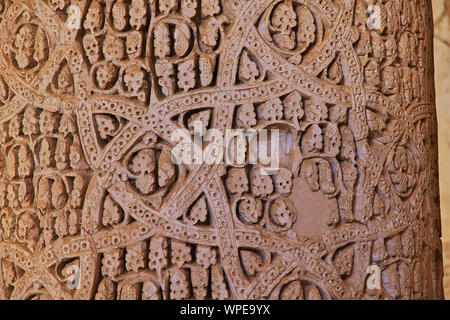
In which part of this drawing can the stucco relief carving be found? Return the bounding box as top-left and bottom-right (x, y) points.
(0, 0), (443, 300)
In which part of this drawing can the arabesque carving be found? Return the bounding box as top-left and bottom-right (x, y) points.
(0, 0), (443, 300)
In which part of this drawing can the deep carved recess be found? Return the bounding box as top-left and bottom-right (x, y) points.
(0, 0), (443, 300)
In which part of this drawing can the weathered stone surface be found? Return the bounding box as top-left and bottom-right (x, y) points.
(0, 0), (443, 300)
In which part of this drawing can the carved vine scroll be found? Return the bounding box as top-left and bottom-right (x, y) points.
(0, 0), (443, 300)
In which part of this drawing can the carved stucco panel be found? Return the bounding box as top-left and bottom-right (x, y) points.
(0, 0), (443, 300)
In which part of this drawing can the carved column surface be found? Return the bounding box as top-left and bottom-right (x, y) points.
(0, 0), (443, 300)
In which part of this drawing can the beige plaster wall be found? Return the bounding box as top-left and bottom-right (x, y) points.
(433, 0), (450, 300)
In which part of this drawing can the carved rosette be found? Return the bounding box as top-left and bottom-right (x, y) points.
(0, 0), (443, 300)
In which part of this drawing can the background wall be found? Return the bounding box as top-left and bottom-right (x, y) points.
(433, 0), (450, 300)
